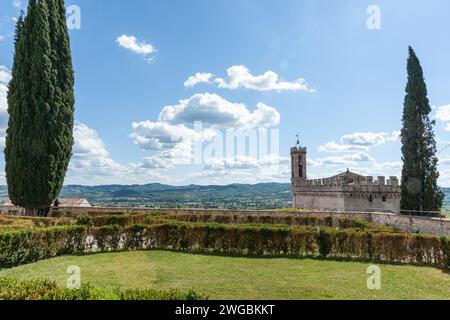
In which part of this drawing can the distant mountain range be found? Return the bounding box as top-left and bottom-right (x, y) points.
(0, 183), (293, 210)
(1, 184), (449, 210)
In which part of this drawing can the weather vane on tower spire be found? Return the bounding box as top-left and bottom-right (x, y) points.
(296, 132), (300, 148)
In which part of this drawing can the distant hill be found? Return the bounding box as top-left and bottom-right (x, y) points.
(1, 184), (448, 210)
(58, 182), (293, 209)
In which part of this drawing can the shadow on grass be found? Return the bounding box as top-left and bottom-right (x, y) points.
(165, 249), (450, 271)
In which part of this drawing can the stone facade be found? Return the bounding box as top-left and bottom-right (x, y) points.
(291, 146), (401, 213)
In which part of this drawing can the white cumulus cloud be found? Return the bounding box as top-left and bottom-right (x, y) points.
(308, 152), (375, 167)
(130, 121), (217, 169)
(0, 66), (11, 148)
(185, 65), (314, 92)
(159, 93), (280, 129)
(131, 121), (216, 151)
(436, 104), (450, 122)
(184, 73), (214, 88)
(319, 131), (400, 153)
(68, 122), (176, 185)
(318, 141), (369, 153)
(130, 93), (282, 180)
(0, 66), (12, 84)
(189, 156), (291, 185)
(435, 104), (450, 132)
(341, 132), (393, 146)
(71, 122), (124, 175)
(12, 0), (22, 9)
(116, 35), (156, 62)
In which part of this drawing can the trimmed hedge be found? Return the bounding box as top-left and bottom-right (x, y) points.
(0, 277), (205, 300)
(82, 213), (375, 230)
(88, 213), (165, 227)
(0, 222), (448, 269)
(169, 214), (378, 230)
(0, 216), (72, 232)
(0, 226), (86, 268)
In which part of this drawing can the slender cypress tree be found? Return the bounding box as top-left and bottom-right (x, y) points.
(5, 0), (74, 216)
(400, 47), (443, 215)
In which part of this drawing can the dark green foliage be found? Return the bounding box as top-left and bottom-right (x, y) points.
(5, 0), (74, 215)
(75, 215), (93, 227)
(318, 229), (333, 256)
(90, 225), (122, 252)
(88, 214), (149, 227)
(156, 214), (373, 229)
(0, 226), (85, 268)
(0, 277), (205, 300)
(50, 210), (63, 217)
(401, 47), (444, 214)
(118, 288), (205, 301)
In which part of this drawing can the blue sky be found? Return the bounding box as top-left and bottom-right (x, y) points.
(1, 0), (450, 186)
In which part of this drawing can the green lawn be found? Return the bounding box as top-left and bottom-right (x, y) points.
(0, 251), (449, 300)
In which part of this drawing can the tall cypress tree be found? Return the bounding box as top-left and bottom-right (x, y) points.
(5, 0), (74, 216)
(400, 47), (443, 215)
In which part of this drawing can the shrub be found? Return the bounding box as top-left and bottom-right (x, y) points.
(165, 214), (375, 230)
(29, 217), (72, 227)
(0, 277), (58, 300)
(318, 229), (333, 256)
(0, 226), (86, 268)
(0, 277), (205, 300)
(105, 215), (126, 226)
(75, 215), (93, 227)
(90, 214), (149, 227)
(0, 217), (34, 232)
(91, 225), (122, 252)
(50, 210), (64, 218)
(337, 218), (371, 229)
(0, 216), (73, 232)
(118, 288), (206, 301)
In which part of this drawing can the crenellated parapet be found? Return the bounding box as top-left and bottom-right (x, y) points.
(290, 146), (307, 154)
(293, 174), (400, 193)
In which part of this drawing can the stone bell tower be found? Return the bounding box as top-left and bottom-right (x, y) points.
(291, 134), (307, 183)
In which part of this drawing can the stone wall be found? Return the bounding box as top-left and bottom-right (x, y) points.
(292, 191), (400, 213)
(344, 194), (400, 214)
(371, 212), (450, 237)
(293, 192), (346, 212)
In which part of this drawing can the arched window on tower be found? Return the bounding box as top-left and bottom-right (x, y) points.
(369, 195), (373, 203)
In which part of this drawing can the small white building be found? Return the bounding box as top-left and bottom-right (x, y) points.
(55, 198), (92, 208)
(0, 200), (24, 215)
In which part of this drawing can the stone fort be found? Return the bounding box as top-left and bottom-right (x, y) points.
(291, 145), (401, 213)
